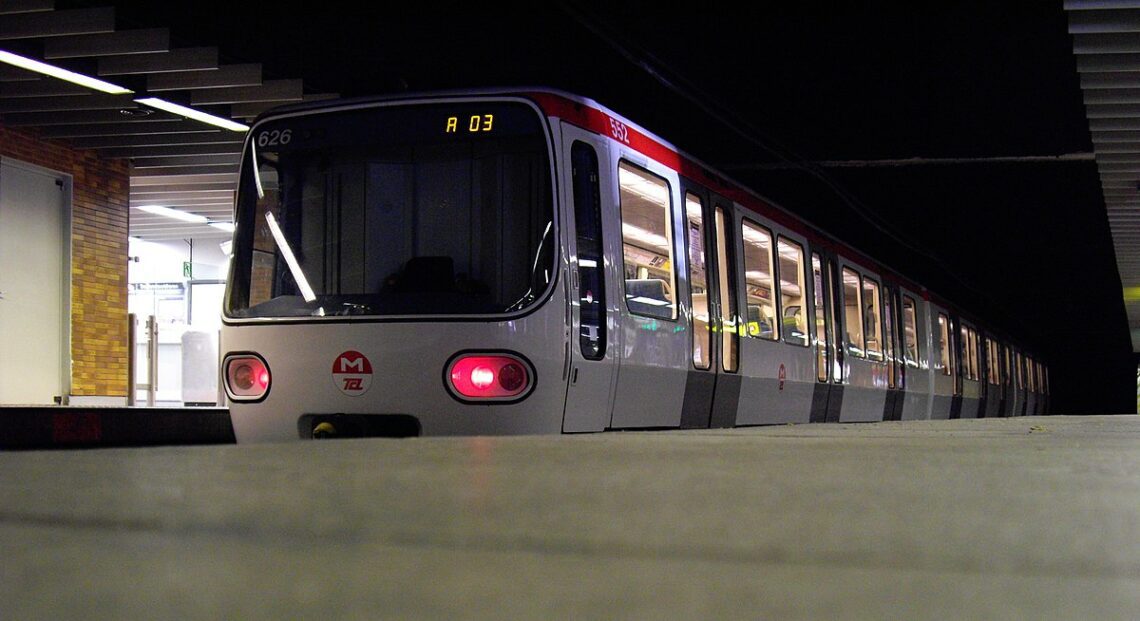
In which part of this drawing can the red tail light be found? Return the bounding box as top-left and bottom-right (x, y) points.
(224, 354), (271, 402)
(446, 353), (534, 402)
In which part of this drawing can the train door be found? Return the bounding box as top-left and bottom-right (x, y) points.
(677, 184), (728, 428)
(608, 154), (690, 428)
(808, 248), (839, 422)
(881, 282), (903, 421)
(930, 304), (955, 419)
(834, 259), (888, 422)
(897, 288), (931, 420)
(560, 127), (618, 432)
(958, 320), (981, 418)
(707, 200), (742, 427)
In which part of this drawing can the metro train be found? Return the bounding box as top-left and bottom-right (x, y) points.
(220, 88), (1049, 442)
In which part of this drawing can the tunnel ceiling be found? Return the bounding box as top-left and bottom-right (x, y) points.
(0, 1), (331, 243)
(1067, 2), (1140, 350)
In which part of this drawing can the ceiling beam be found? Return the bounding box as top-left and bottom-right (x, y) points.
(0, 64), (37, 81)
(131, 173), (237, 187)
(127, 197), (234, 208)
(0, 0), (54, 15)
(1092, 130), (1140, 142)
(1076, 53), (1140, 72)
(0, 108), (181, 125)
(146, 64), (261, 91)
(98, 48), (218, 76)
(1084, 88), (1140, 104)
(130, 190), (235, 201)
(1081, 72), (1140, 89)
(0, 79), (91, 97)
(1073, 32), (1140, 54)
(37, 120), (219, 138)
(129, 154), (242, 168)
(132, 165), (239, 177)
(191, 79), (302, 105)
(0, 7), (115, 39)
(132, 185), (236, 196)
(102, 143), (244, 159)
(1069, 8), (1140, 34)
(1085, 102), (1140, 117)
(69, 132), (244, 149)
(44, 29), (171, 59)
(0, 93), (135, 113)
(230, 94), (338, 119)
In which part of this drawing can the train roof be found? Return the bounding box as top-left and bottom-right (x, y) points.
(251, 87), (1029, 347)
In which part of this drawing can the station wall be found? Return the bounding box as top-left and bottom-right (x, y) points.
(0, 125), (130, 399)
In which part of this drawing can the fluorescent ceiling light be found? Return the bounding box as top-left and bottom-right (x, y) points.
(0, 50), (132, 95)
(135, 97), (249, 132)
(209, 221), (235, 233)
(137, 204), (208, 224)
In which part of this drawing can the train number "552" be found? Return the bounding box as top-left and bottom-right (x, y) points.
(608, 117), (630, 144)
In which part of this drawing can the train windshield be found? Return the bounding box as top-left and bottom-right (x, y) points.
(226, 101), (554, 318)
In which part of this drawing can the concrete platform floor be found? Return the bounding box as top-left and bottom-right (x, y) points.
(1, 415), (1138, 619)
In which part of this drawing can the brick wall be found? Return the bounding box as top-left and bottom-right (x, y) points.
(0, 125), (130, 398)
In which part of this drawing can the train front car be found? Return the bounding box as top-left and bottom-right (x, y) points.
(222, 97), (566, 441)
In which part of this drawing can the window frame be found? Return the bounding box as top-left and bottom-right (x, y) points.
(775, 235), (809, 348)
(617, 159), (678, 322)
(740, 217), (779, 342)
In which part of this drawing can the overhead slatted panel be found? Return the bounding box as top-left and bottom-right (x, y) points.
(0, 2), (325, 243)
(1067, 1), (1140, 351)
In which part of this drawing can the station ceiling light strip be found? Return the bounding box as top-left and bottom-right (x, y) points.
(137, 204), (208, 224)
(135, 97), (249, 132)
(0, 50), (132, 95)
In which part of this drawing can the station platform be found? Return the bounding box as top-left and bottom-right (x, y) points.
(1, 415), (1137, 619)
(0, 405), (233, 449)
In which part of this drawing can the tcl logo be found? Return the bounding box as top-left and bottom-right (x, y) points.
(332, 350), (373, 396)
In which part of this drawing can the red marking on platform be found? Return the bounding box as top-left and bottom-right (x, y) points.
(52, 412), (102, 444)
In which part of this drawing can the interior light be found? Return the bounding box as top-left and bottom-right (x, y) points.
(0, 50), (132, 95)
(135, 97), (249, 132)
(137, 204), (208, 224)
(209, 221), (236, 233)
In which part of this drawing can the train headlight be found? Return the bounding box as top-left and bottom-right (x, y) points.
(445, 352), (535, 402)
(224, 353), (271, 402)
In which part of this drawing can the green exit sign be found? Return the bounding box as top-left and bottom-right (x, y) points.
(183, 261), (192, 278)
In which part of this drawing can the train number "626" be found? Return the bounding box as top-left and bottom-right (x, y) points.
(257, 129), (292, 147)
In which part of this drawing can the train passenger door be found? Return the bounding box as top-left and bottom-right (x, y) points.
(608, 154), (691, 428)
(677, 184), (720, 428)
(560, 127), (617, 432)
(808, 248), (840, 422)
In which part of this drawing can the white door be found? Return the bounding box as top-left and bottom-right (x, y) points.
(0, 159), (69, 404)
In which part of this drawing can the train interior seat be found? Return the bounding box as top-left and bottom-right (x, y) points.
(626, 278), (671, 318)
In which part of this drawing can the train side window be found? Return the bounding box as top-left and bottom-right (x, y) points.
(1027, 356), (1036, 392)
(937, 313), (951, 376)
(715, 206), (738, 372)
(811, 253), (828, 381)
(776, 237), (808, 346)
(901, 296), (919, 367)
(685, 192), (710, 370)
(571, 142), (606, 360)
(1015, 352), (1024, 389)
(842, 268), (864, 357)
(961, 327), (977, 380)
(618, 161), (676, 320)
(741, 219), (777, 340)
(862, 277), (883, 360)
